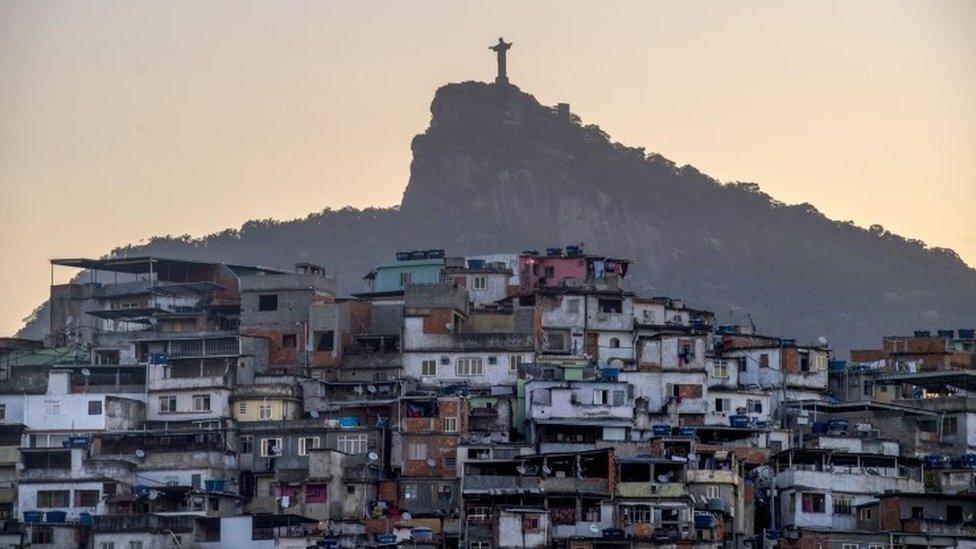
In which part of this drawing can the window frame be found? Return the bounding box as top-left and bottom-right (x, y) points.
(337, 433), (368, 454)
(260, 437), (283, 457)
(192, 394), (212, 412)
(258, 294), (278, 312)
(298, 436), (320, 456)
(443, 416), (458, 433)
(456, 357), (484, 377)
(421, 359), (437, 377)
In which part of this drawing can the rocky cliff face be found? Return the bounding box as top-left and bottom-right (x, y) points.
(19, 81), (976, 352)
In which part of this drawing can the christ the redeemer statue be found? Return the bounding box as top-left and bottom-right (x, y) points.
(490, 37), (513, 85)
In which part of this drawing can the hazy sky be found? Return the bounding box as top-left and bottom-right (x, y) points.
(1, 1), (974, 336)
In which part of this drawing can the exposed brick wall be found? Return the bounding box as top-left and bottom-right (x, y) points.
(879, 497), (901, 531)
(423, 309), (455, 334)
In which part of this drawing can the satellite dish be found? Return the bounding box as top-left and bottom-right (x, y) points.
(368, 452), (379, 462)
(426, 458), (437, 468)
(308, 410), (320, 419)
(402, 512), (412, 521)
(135, 449), (146, 458)
(541, 466), (552, 476)
(657, 474), (671, 483)
(367, 385), (377, 393)
(81, 368), (91, 377)
(148, 490), (159, 500)
(516, 466), (527, 475)
(589, 524), (600, 533)
(15, 462), (25, 471)
(817, 336), (828, 345)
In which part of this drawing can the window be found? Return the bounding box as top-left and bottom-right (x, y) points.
(714, 398), (731, 412)
(282, 334), (297, 348)
(522, 516), (540, 532)
(346, 484), (356, 494)
(456, 357), (484, 376)
(641, 309), (655, 324)
(472, 275), (488, 290)
(260, 438), (282, 457)
(421, 359), (437, 377)
(737, 357), (747, 372)
(298, 436), (320, 456)
(316, 331), (335, 351)
(746, 399), (762, 413)
(408, 442), (427, 460)
(435, 483), (453, 499)
(259, 404), (273, 420)
(759, 353), (769, 368)
(258, 294), (278, 311)
(32, 527), (53, 545)
(841, 545), (858, 549)
(45, 400), (62, 416)
(129, 542), (144, 549)
(192, 394), (211, 412)
(612, 390), (625, 406)
(468, 506), (492, 521)
(706, 486), (720, 499)
(399, 272), (412, 285)
(859, 507), (873, 520)
(88, 400), (103, 415)
(598, 298), (623, 313)
(593, 389), (609, 405)
(567, 298), (580, 314)
(543, 266), (555, 279)
(159, 395), (177, 413)
(444, 455), (457, 469)
(75, 489), (100, 507)
(101, 542), (116, 549)
(0, 404), (6, 420)
(911, 506), (924, 519)
(240, 435), (254, 454)
(944, 416), (959, 436)
(834, 496), (852, 515)
(509, 354), (523, 373)
(800, 353), (811, 372)
(37, 490), (70, 507)
(609, 337), (620, 348)
(338, 434), (368, 454)
(102, 482), (117, 497)
(544, 331), (568, 352)
(801, 492), (826, 513)
(239, 402), (248, 414)
(714, 362), (729, 379)
(947, 505), (963, 523)
(404, 483), (418, 500)
(863, 381), (874, 397)
(487, 355), (497, 365)
(443, 417), (458, 433)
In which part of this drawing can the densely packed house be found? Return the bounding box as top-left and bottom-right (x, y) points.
(0, 248), (974, 548)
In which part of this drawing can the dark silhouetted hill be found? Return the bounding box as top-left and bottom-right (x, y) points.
(18, 81), (976, 353)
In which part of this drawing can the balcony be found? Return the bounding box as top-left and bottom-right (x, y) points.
(617, 482), (686, 498)
(93, 513), (197, 534)
(540, 477), (609, 494)
(685, 469), (739, 485)
(461, 475), (541, 494)
(553, 520), (614, 539)
(905, 518), (976, 536)
(0, 447), (18, 466)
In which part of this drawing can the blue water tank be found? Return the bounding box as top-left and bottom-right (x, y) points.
(914, 330), (931, 337)
(45, 511), (66, 523)
(938, 329), (955, 338)
(828, 419), (849, 431)
(729, 415), (749, 428)
(652, 424), (673, 436)
(546, 247), (563, 257)
(677, 427), (697, 437)
(23, 511), (43, 523)
(959, 329), (975, 339)
(204, 479), (226, 492)
(694, 513), (715, 528)
(339, 416), (359, 428)
(828, 360), (847, 372)
(79, 512), (93, 525)
(467, 259), (486, 269)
